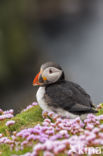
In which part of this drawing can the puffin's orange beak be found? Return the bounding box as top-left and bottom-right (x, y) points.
(33, 72), (41, 86)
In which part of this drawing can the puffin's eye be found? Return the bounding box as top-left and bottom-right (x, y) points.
(49, 69), (53, 74)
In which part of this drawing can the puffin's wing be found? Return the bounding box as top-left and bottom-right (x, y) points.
(45, 81), (97, 114)
(45, 84), (74, 109)
(70, 81), (96, 108)
(68, 103), (97, 114)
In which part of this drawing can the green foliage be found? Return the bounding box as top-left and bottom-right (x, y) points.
(0, 0), (30, 83)
(97, 104), (103, 115)
(0, 105), (43, 135)
(0, 144), (32, 156)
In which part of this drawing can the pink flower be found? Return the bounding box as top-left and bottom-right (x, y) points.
(22, 132), (30, 138)
(0, 109), (3, 114)
(44, 151), (54, 156)
(86, 123), (94, 130)
(22, 102), (37, 112)
(44, 119), (51, 124)
(99, 124), (103, 130)
(92, 127), (100, 134)
(6, 120), (15, 126)
(97, 115), (103, 120)
(33, 143), (45, 152)
(59, 130), (69, 137)
(32, 102), (38, 106)
(42, 122), (49, 126)
(86, 133), (96, 142)
(0, 133), (3, 138)
(98, 132), (103, 138)
(44, 140), (54, 150)
(27, 135), (39, 141)
(3, 109), (14, 115)
(21, 141), (28, 146)
(48, 112), (54, 118)
(0, 114), (13, 120)
(54, 144), (66, 154)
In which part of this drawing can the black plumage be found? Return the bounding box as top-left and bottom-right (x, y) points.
(44, 81), (97, 115)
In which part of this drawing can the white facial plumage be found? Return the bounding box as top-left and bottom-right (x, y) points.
(42, 67), (62, 84)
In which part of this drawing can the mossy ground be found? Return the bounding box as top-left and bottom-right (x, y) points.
(0, 104), (102, 156)
(0, 105), (43, 135)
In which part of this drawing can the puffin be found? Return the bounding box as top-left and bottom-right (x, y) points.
(33, 62), (97, 120)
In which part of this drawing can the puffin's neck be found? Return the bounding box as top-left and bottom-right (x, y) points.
(60, 72), (65, 81)
(44, 79), (65, 88)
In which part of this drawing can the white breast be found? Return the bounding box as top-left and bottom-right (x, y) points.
(36, 87), (53, 112)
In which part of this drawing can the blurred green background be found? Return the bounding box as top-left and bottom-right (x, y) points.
(0, 0), (41, 113)
(0, 0), (103, 113)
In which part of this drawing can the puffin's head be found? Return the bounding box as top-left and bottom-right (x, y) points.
(33, 62), (65, 86)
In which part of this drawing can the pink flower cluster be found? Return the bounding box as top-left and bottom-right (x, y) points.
(22, 102), (38, 112)
(0, 108), (14, 120)
(0, 103), (103, 156)
(6, 120), (15, 127)
(18, 111), (103, 156)
(0, 136), (14, 145)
